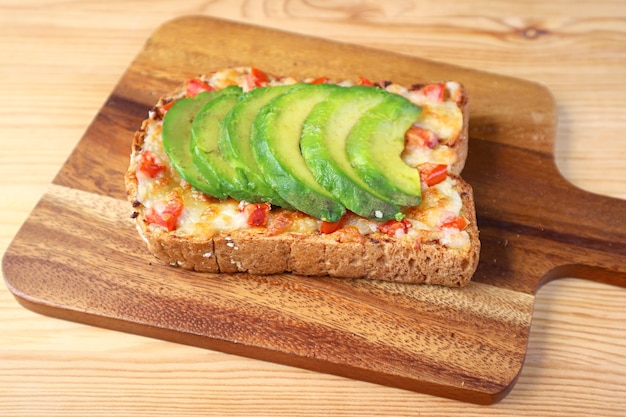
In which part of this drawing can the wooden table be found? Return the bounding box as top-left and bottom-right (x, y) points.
(1, 1), (624, 415)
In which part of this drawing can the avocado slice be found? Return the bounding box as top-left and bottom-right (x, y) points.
(251, 83), (346, 222)
(219, 83), (302, 207)
(162, 90), (224, 196)
(346, 94), (423, 206)
(300, 86), (403, 221)
(190, 86), (256, 201)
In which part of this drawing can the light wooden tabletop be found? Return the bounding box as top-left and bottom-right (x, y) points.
(1, 1), (625, 415)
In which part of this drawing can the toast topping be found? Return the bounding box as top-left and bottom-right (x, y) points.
(128, 67), (472, 251)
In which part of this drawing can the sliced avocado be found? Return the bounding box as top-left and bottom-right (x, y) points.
(190, 86), (256, 201)
(300, 86), (403, 221)
(162, 90), (223, 196)
(219, 83), (302, 207)
(251, 83), (346, 222)
(346, 94), (423, 206)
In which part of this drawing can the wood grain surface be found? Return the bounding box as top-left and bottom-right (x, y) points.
(1, 1), (625, 416)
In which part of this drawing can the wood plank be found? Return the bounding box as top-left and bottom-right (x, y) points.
(3, 16), (626, 404)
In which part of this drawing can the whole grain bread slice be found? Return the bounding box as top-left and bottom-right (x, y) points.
(125, 67), (479, 286)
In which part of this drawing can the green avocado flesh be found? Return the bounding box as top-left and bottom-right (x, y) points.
(251, 83), (346, 222)
(219, 84), (301, 207)
(164, 82), (425, 222)
(346, 94), (423, 206)
(162, 90), (224, 196)
(189, 86), (255, 202)
(300, 86), (404, 221)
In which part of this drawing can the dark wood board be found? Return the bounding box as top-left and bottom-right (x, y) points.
(3, 16), (626, 404)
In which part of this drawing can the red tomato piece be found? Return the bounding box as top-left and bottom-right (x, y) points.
(404, 125), (439, 149)
(241, 202), (271, 227)
(421, 83), (446, 101)
(185, 78), (213, 97)
(160, 99), (176, 114)
(378, 218), (412, 237)
(419, 163), (448, 187)
(138, 150), (165, 179)
(246, 67), (270, 89)
(146, 192), (184, 232)
(320, 212), (349, 234)
(357, 76), (374, 86)
(440, 216), (468, 231)
(310, 76), (329, 85)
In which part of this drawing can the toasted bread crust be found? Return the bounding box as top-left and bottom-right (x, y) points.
(125, 69), (479, 286)
(451, 88), (469, 175)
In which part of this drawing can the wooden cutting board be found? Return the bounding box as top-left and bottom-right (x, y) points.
(3, 16), (626, 404)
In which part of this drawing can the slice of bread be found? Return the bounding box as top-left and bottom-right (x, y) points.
(125, 67), (480, 286)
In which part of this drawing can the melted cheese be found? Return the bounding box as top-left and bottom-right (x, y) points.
(397, 82), (464, 167)
(415, 101), (463, 142)
(402, 144), (457, 168)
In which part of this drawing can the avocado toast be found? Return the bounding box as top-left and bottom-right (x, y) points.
(125, 66), (479, 286)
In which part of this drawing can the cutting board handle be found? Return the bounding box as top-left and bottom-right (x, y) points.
(538, 177), (626, 289)
(466, 137), (626, 293)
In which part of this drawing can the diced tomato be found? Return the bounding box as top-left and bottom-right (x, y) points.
(145, 192), (184, 232)
(357, 76), (374, 86)
(246, 67), (270, 89)
(137, 150), (166, 179)
(320, 212), (349, 234)
(309, 76), (329, 85)
(378, 218), (412, 237)
(421, 83), (446, 101)
(240, 202), (271, 227)
(419, 163), (448, 187)
(185, 78), (213, 97)
(160, 99), (176, 114)
(440, 216), (468, 231)
(404, 125), (439, 149)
